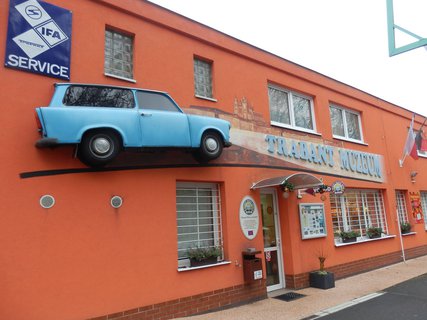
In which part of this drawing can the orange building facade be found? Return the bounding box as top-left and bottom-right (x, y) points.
(1, 1), (427, 319)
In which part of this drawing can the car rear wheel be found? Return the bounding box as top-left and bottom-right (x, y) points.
(197, 131), (223, 161)
(78, 130), (120, 167)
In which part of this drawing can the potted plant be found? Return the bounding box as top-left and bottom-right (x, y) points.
(340, 230), (360, 243)
(309, 253), (335, 289)
(187, 246), (222, 267)
(400, 222), (412, 234)
(367, 227), (383, 239)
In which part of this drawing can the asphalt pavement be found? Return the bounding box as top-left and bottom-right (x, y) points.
(183, 255), (427, 320)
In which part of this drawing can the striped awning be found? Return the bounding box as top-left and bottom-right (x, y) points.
(250, 173), (323, 190)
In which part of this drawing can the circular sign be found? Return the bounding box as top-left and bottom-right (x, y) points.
(239, 196), (259, 240)
(331, 181), (345, 195)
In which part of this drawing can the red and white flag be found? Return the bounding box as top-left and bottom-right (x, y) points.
(401, 115), (418, 164)
(415, 128), (427, 152)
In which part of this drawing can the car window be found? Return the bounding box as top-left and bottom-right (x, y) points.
(137, 91), (180, 112)
(63, 86), (135, 108)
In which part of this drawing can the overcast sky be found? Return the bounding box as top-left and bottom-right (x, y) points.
(149, 0), (427, 117)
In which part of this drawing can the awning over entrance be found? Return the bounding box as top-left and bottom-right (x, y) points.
(250, 173), (323, 190)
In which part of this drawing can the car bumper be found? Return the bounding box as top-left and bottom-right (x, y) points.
(36, 138), (59, 148)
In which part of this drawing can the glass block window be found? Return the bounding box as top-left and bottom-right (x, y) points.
(330, 189), (387, 240)
(330, 105), (363, 142)
(194, 58), (213, 98)
(421, 192), (427, 229)
(268, 85), (315, 132)
(176, 182), (223, 263)
(396, 190), (409, 223)
(105, 29), (133, 80)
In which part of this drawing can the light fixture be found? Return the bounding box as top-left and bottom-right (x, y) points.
(110, 195), (123, 208)
(282, 191), (290, 199)
(40, 195), (55, 209)
(410, 171), (418, 183)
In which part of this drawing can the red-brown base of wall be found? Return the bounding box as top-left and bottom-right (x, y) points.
(88, 280), (266, 320)
(286, 245), (427, 289)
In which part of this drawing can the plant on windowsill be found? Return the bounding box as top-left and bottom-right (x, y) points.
(187, 246), (222, 267)
(309, 250), (335, 289)
(366, 227), (383, 239)
(339, 230), (361, 243)
(400, 222), (412, 234)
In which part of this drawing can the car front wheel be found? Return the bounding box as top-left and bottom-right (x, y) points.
(78, 130), (120, 167)
(197, 131), (223, 161)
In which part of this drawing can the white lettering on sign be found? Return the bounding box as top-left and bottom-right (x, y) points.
(7, 54), (69, 78)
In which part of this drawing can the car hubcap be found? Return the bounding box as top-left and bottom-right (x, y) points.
(205, 137), (218, 152)
(92, 137), (111, 155)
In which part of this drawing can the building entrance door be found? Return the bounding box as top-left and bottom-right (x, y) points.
(260, 189), (285, 292)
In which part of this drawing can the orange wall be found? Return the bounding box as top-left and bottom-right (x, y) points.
(1, 0), (427, 319)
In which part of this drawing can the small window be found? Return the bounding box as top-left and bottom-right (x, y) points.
(136, 91), (180, 112)
(268, 85), (315, 133)
(63, 86), (135, 108)
(330, 105), (363, 142)
(176, 182), (223, 266)
(194, 58), (213, 99)
(396, 190), (409, 224)
(105, 29), (134, 80)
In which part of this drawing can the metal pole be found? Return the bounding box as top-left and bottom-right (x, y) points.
(396, 209), (406, 263)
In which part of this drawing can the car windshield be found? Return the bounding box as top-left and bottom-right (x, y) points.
(63, 86), (135, 108)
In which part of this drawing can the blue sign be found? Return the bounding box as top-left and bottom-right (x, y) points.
(5, 0), (72, 80)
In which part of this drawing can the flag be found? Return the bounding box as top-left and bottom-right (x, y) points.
(402, 115), (418, 161)
(415, 127), (427, 152)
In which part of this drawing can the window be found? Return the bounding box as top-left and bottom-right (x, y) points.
(396, 190), (409, 223)
(420, 192), (427, 229)
(176, 182), (223, 266)
(330, 189), (387, 241)
(330, 105), (363, 142)
(194, 58), (213, 99)
(63, 85), (135, 108)
(105, 29), (134, 80)
(268, 85), (315, 133)
(136, 91), (180, 112)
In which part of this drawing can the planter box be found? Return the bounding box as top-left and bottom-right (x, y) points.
(190, 257), (218, 267)
(342, 237), (357, 243)
(309, 271), (335, 289)
(368, 234), (382, 239)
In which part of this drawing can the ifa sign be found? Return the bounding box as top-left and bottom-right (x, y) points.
(4, 0), (72, 80)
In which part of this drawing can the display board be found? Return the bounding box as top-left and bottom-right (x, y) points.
(299, 203), (327, 239)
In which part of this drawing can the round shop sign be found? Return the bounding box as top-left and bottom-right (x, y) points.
(239, 196), (259, 240)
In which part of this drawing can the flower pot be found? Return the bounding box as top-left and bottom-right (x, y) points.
(190, 256), (218, 267)
(368, 234), (381, 239)
(342, 237), (357, 243)
(309, 271), (335, 289)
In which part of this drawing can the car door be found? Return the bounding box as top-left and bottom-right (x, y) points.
(136, 90), (191, 147)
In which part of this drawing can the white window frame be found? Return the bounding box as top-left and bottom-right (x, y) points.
(268, 84), (317, 134)
(330, 104), (364, 143)
(330, 189), (388, 244)
(104, 29), (134, 82)
(395, 190), (409, 223)
(194, 58), (214, 100)
(420, 191), (427, 230)
(176, 182), (223, 269)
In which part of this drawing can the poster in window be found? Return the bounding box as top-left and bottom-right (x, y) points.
(299, 203), (327, 239)
(409, 192), (423, 224)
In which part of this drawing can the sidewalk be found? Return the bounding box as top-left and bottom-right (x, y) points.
(184, 255), (427, 320)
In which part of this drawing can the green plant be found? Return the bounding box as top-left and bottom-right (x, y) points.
(340, 230), (361, 240)
(187, 246), (222, 262)
(367, 226), (383, 238)
(400, 222), (412, 233)
(280, 181), (294, 192)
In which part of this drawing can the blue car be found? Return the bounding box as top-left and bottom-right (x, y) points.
(35, 84), (231, 167)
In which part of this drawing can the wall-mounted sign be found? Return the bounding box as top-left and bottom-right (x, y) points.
(331, 181), (345, 195)
(239, 196), (259, 240)
(409, 192), (423, 224)
(5, 0), (72, 80)
(299, 203), (327, 239)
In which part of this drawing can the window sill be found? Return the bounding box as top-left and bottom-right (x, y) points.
(195, 95), (217, 102)
(334, 235), (396, 247)
(270, 122), (321, 136)
(402, 232), (417, 236)
(104, 72), (136, 83)
(332, 135), (367, 146)
(177, 260), (231, 272)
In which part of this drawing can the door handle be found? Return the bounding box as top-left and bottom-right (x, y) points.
(141, 112), (152, 117)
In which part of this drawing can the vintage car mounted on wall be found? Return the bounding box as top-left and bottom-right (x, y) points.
(35, 83), (232, 167)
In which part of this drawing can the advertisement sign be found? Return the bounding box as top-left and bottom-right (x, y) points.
(5, 0), (72, 80)
(239, 196), (259, 240)
(299, 203), (327, 239)
(409, 192), (423, 224)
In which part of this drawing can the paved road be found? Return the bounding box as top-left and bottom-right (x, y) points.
(317, 273), (427, 319)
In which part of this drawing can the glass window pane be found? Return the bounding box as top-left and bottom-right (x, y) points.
(292, 95), (313, 129)
(136, 91), (179, 112)
(194, 59), (213, 98)
(345, 111), (361, 140)
(330, 106), (345, 137)
(63, 86), (135, 108)
(268, 87), (290, 125)
(105, 29), (133, 79)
